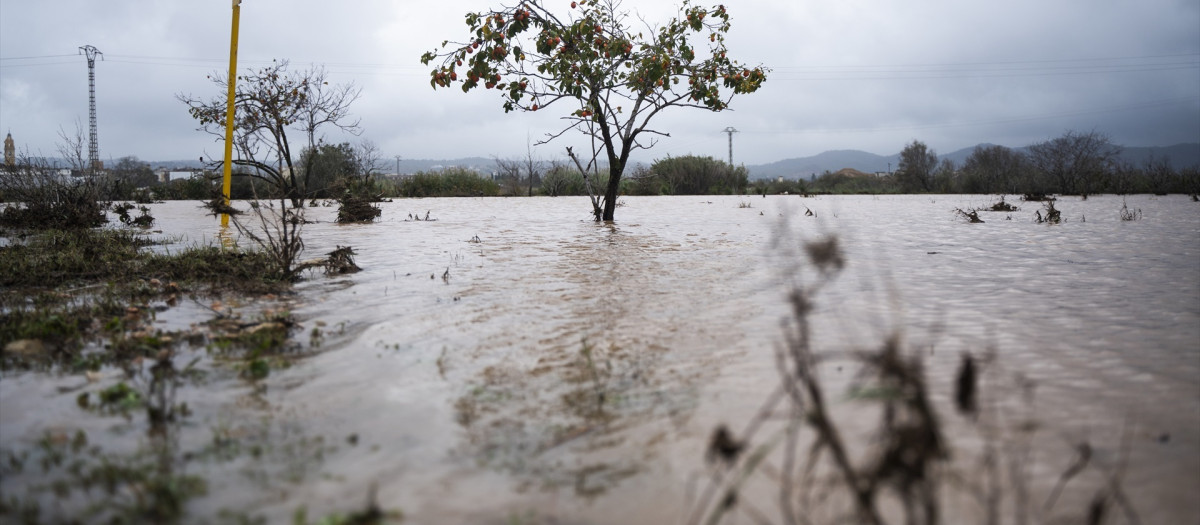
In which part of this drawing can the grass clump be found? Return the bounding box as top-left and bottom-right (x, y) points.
(0, 229), (282, 292)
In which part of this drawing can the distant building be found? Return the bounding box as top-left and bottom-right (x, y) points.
(831, 168), (874, 178)
(164, 171), (200, 182)
(3, 132), (14, 166)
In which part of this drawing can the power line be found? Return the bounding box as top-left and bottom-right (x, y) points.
(0, 60), (78, 69)
(0, 54), (78, 61)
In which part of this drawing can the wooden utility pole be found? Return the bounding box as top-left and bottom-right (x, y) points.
(221, 0), (242, 227)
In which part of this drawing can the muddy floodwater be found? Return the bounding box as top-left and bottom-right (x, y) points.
(2, 194), (1198, 523)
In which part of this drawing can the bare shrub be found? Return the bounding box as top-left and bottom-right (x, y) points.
(0, 154), (109, 229)
(228, 196), (305, 282)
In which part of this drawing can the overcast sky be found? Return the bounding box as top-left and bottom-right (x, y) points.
(1, 0), (1197, 167)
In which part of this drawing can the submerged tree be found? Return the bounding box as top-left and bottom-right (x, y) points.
(177, 60), (361, 207)
(960, 144), (1028, 194)
(298, 142), (359, 199)
(421, 0), (767, 220)
(896, 140), (938, 193)
(649, 154), (746, 194)
(1026, 130), (1120, 195)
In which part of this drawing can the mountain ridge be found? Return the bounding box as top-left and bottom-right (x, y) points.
(743, 143), (1200, 180)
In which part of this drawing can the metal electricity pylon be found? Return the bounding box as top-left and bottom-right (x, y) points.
(79, 45), (103, 173)
(722, 126), (738, 166)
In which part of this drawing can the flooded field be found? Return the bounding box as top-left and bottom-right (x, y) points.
(2, 194), (1198, 523)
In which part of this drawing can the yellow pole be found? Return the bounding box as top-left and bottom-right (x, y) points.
(221, 0), (242, 228)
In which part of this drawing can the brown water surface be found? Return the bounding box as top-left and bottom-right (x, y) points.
(2, 194), (1197, 523)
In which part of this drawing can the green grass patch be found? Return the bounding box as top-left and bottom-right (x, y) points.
(0, 228), (284, 291)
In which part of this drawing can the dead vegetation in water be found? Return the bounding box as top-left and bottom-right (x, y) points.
(1119, 199), (1142, 221)
(954, 208), (985, 223)
(200, 193), (243, 217)
(1035, 201), (1062, 224)
(978, 196), (1020, 212)
(688, 233), (1141, 525)
(112, 202), (156, 227)
(336, 195), (382, 223)
(295, 246), (361, 275)
(227, 198), (308, 282)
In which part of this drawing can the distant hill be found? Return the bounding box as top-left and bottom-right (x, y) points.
(748, 150), (899, 180)
(746, 143), (1200, 180)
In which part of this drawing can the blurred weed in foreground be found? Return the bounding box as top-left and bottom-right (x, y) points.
(690, 228), (1141, 525)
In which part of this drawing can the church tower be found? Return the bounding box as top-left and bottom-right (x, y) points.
(3, 132), (14, 167)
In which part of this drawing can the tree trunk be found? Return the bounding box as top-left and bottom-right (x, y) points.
(602, 178), (618, 221)
(602, 165), (622, 221)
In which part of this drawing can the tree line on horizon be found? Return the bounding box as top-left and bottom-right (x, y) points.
(759, 130), (1199, 196)
(5, 129), (1197, 206)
